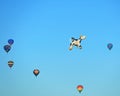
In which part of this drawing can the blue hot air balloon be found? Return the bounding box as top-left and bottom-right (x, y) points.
(8, 39), (14, 45)
(4, 45), (11, 53)
(107, 43), (113, 50)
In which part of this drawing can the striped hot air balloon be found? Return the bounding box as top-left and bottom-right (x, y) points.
(8, 61), (14, 68)
(77, 85), (83, 93)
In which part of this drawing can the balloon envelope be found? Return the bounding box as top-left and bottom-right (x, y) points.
(8, 61), (14, 68)
(8, 39), (14, 45)
(107, 43), (113, 50)
(77, 85), (83, 93)
(4, 45), (11, 53)
(33, 69), (40, 76)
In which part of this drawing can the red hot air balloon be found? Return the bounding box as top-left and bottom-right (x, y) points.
(77, 85), (83, 93)
(33, 69), (40, 77)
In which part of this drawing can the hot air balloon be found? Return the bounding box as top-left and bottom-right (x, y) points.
(107, 43), (113, 50)
(77, 85), (83, 93)
(69, 35), (86, 50)
(33, 69), (40, 77)
(8, 39), (14, 45)
(4, 45), (11, 53)
(8, 61), (14, 68)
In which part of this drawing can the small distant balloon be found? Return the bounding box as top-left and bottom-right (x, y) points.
(77, 85), (83, 93)
(4, 45), (11, 53)
(107, 43), (113, 50)
(33, 69), (40, 77)
(8, 39), (14, 45)
(8, 61), (14, 68)
(80, 35), (86, 40)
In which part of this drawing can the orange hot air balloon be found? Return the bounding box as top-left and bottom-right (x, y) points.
(33, 69), (40, 77)
(77, 85), (83, 93)
(8, 61), (14, 68)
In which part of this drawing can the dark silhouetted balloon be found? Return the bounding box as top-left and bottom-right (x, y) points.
(33, 69), (40, 76)
(107, 43), (113, 50)
(77, 85), (83, 93)
(4, 45), (11, 53)
(8, 61), (14, 68)
(8, 39), (14, 45)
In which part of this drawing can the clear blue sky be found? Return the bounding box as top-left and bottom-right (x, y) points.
(0, 0), (120, 96)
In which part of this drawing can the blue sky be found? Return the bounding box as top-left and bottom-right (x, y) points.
(0, 0), (120, 96)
